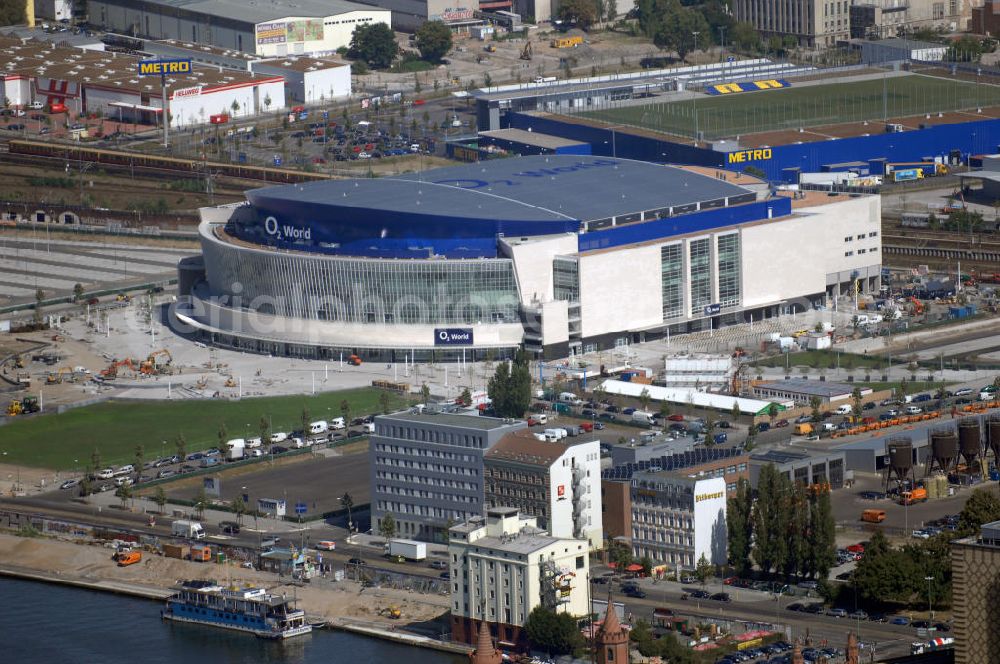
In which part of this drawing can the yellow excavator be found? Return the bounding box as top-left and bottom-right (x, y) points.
(7, 395), (39, 416)
(46, 367), (75, 384)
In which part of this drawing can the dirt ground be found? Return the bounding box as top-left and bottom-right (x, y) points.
(0, 532), (450, 625)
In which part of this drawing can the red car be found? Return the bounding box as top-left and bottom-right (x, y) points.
(846, 543), (865, 554)
(668, 414), (685, 422)
(775, 419), (789, 428)
(579, 422), (594, 433)
(526, 417), (541, 427)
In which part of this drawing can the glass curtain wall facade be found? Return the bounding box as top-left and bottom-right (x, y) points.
(202, 229), (520, 325)
(661, 243), (683, 320)
(717, 233), (741, 308)
(689, 238), (712, 316)
(553, 257), (580, 302)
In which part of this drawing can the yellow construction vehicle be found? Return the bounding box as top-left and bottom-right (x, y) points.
(140, 349), (173, 375)
(379, 606), (402, 619)
(224, 376), (237, 388)
(14, 356), (24, 369)
(7, 400), (22, 416)
(46, 367), (75, 384)
(7, 396), (39, 416)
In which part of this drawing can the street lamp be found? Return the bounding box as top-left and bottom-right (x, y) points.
(925, 575), (934, 619)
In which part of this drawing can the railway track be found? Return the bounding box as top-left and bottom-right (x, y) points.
(881, 217), (1000, 272)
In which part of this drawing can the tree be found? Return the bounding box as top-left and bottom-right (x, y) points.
(731, 21), (761, 52)
(731, 401), (741, 423)
(231, 497), (247, 526)
(458, 387), (472, 406)
(341, 492), (355, 530)
(487, 351), (532, 417)
(767, 402), (779, 425)
(72, 283), (84, 302)
(556, 0), (598, 29)
(851, 387), (864, 423)
(348, 22), (398, 69)
(651, 0), (709, 62)
(727, 479), (753, 576)
(958, 488), (1000, 536)
(524, 606), (584, 656)
(607, 538), (633, 568)
(638, 387), (651, 413)
(174, 433), (187, 461)
(605, 0), (617, 22)
(810, 489), (837, 579)
(115, 483), (132, 509)
(153, 486), (167, 513)
(420, 383), (430, 404)
(194, 486), (208, 519)
(379, 391), (391, 414)
(258, 416), (270, 447)
(91, 448), (103, 473)
(809, 395), (822, 423)
(947, 35), (983, 62)
(340, 399), (352, 430)
(752, 464), (789, 574)
(0, 2), (26, 26)
(414, 20), (452, 63)
(133, 445), (144, 480)
(79, 471), (92, 498)
(782, 484), (808, 579)
(301, 407), (311, 436)
(33, 288), (45, 328)
(694, 553), (713, 585)
(659, 399), (672, 421)
(379, 512), (396, 541)
(639, 555), (653, 577)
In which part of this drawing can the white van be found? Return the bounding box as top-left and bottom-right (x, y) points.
(270, 432), (287, 443)
(530, 413), (548, 425)
(835, 404), (853, 415)
(544, 428), (566, 441)
(632, 410), (655, 424)
(115, 464), (134, 477)
(558, 392), (582, 405)
(309, 420), (328, 435)
(330, 417), (346, 430)
(236, 437), (255, 449)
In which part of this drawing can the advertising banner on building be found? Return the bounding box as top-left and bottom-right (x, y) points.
(286, 19), (324, 42)
(256, 22), (287, 45)
(434, 328), (474, 346)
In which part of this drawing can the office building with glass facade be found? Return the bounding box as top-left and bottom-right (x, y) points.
(176, 156), (881, 360)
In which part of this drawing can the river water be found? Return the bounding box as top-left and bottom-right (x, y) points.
(1, 577), (463, 663)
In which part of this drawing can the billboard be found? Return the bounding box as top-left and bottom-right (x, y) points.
(256, 22), (287, 45)
(138, 59), (192, 76)
(286, 19), (324, 42)
(434, 328), (473, 346)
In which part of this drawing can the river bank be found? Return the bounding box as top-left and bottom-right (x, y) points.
(0, 532), (470, 656)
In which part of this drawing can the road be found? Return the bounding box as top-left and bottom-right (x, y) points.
(601, 576), (919, 660)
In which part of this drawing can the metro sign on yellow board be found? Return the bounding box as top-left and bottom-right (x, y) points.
(138, 59), (192, 76)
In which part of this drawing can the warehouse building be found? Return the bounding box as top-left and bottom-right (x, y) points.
(88, 0), (390, 55)
(752, 379), (874, 407)
(369, 411), (524, 543)
(448, 507), (590, 648)
(483, 430), (603, 549)
(0, 35), (284, 127)
(177, 154), (883, 360)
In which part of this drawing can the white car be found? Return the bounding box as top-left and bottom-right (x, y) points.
(248, 449), (264, 457)
(315, 540), (336, 551)
(905, 405), (923, 415)
(27, 101), (43, 110)
(95, 468), (115, 480)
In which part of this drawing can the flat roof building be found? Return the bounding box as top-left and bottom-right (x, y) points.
(483, 430), (603, 549)
(749, 449), (846, 490)
(88, 0), (391, 56)
(753, 379), (872, 406)
(370, 411), (525, 543)
(448, 508), (590, 649)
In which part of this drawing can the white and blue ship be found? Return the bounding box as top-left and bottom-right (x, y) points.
(162, 580), (313, 639)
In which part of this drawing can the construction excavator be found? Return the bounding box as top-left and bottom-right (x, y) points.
(46, 367), (75, 384)
(908, 296), (925, 316)
(100, 358), (138, 380)
(140, 349), (172, 375)
(520, 41), (533, 60)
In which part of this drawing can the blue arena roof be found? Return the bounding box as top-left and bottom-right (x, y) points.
(235, 155), (755, 258)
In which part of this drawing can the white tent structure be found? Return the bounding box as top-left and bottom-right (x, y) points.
(598, 379), (792, 416)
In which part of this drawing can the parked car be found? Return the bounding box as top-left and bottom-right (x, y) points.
(157, 469), (176, 479)
(668, 414), (685, 422)
(826, 608), (848, 618)
(710, 592), (731, 602)
(59, 479), (80, 490)
(889, 616), (910, 626)
(348, 558), (366, 566)
(624, 588), (647, 599)
(429, 560), (448, 570)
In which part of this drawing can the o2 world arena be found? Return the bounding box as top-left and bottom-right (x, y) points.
(175, 155), (882, 361)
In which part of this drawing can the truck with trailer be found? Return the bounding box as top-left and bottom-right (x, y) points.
(172, 520), (206, 539)
(384, 539), (427, 561)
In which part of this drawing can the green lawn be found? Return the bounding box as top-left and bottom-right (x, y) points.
(753, 350), (887, 371)
(581, 73), (1000, 140)
(0, 387), (409, 470)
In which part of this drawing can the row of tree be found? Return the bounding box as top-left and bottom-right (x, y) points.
(727, 469), (836, 580)
(347, 21), (452, 70)
(486, 349), (532, 418)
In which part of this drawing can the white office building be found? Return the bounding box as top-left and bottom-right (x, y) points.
(448, 507), (590, 648)
(484, 430), (603, 549)
(631, 474), (727, 569)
